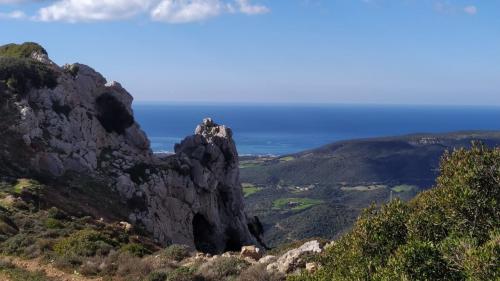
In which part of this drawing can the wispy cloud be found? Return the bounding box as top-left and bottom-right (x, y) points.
(0, 10), (26, 19)
(235, 0), (269, 15)
(463, 5), (477, 15)
(434, 1), (479, 16)
(0, 0), (270, 23)
(37, 0), (151, 22)
(151, 0), (227, 23)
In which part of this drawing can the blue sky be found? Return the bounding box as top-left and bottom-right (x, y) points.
(1, 0), (499, 105)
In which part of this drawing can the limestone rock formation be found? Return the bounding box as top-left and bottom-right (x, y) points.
(267, 240), (323, 273)
(0, 43), (255, 253)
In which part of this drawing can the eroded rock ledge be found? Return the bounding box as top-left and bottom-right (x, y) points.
(0, 43), (256, 253)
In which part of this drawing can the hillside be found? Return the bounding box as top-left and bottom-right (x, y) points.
(292, 144), (499, 281)
(241, 132), (500, 246)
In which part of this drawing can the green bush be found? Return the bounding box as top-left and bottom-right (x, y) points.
(291, 144), (500, 281)
(44, 218), (63, 229)
(462, 230), (500, 280)
(374, 240), (463, 281)
(53, 229), (116, 257)
(0, 57), (58, 95)
(161, 244), (191, 262)
(146, 270), (169, 281)
(1, 233), (35, 256)
(120, 243), (152, 257)
(0, 42), (47, 59)
(167, 267), (200, 281)
(47, 207), (67, 220)
(198, 257), (249, 281)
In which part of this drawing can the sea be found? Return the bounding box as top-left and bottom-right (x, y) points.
(133, 103), (500, 156)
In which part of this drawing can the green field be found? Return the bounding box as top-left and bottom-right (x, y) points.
(278, 156), (295, 162)
(341, 184), (387, 191)
(391, 184), (417, 193)
(272, 198), (324, 211)
(242, 183), (261, 197)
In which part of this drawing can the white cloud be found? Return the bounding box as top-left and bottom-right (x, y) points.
(37, 0), (153, 22)
(151, 0), (269, 23)
(235, 0), (269, 15)
(0, 9), (26, 19)
(30, 0), (269, 23)
(463, 5), (477, 15)
(151, 0), (226, 23)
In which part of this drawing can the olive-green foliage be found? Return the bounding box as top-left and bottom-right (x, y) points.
(166, 267), (200, 281)
(238, 263), (284, 281)
(292, 144), (500, 281)
(161, 244), (191, 262)
(146, 271), (169, 281)
(0, 57), (58, 95)
(44, 218), (64, 229)
(374, 240), (463, 281)
(0, 259), (53, 281)
(0, 42), (47, 59)
(121, 242), (152, 257)
(53, 229), (116, 257)
(1, 233), (35, 256)
(198, 257), (249, 281)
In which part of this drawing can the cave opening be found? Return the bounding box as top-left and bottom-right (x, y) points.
(192, 213), (217, 254)
(95, 93), (134, 134)
(224, 227), (243, 252)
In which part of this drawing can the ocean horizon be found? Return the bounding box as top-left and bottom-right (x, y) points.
(133, 103), (500, 156)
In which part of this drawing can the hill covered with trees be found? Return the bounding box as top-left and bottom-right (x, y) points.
(291, 143), (499, 281)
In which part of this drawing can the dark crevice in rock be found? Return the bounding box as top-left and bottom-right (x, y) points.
(193, 213), (217, 254)
(95, 93), (134, 134)
(248, 216), (270, 250)
(224, 227), (243, 252)
(52, 101), (71, 117)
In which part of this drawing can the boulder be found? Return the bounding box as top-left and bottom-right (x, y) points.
(259, 255), (277, 264)
(306, 262), (320, 273)
(240, 245), (262, 260)
(267, 240), (322, 273)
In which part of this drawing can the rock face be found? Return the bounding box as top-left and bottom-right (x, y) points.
(0, 43), (255, 253)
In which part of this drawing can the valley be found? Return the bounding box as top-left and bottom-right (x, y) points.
(241, 131), (500, 246)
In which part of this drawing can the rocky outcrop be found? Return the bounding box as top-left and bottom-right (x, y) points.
(0, 43), (255, 253)
(267, 240), (323, 273)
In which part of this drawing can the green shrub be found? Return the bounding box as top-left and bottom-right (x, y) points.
(120, 243), (152, 257)
(462, 230), (500, 281)
(1, 233), (35, 256)
(238, 263), (284, 281)
(0, 42), (47, 59)
(53, 229), (116, 257)
(198, 256), (249, 281)
(161, 244), (191, 262)
(44, 218), (63, 229)
(292, 144), (500, 281)
(374, 240), (463, 281)
(146, 270), (169, 281)
(167, 267), (200, 281)
(47, 207), (67, 220)
(0, 57), (58, 95)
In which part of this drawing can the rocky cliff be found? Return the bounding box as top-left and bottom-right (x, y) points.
(0, 42), (256, 253)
